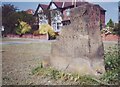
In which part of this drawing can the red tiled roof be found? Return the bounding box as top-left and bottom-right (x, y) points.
(39, 4), (49, 10)
(53, 2), (63, 8)
(34, 1), (106, 16)
(63, 2), (73, 8)
(51, 1), (89, 9)
(51, 1), (105, 12)
(63, 2), (89, 8)
(76, 2), (89, 6)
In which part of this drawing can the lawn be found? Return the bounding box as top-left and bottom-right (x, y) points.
(2, 38), (119, 85)
(2, 38), (52, 85)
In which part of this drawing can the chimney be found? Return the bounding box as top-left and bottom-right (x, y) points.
(72, 0), (74, 5)
(74, 0), (76, 7)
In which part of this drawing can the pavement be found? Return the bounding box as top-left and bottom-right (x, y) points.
(1, 38), (56, 45)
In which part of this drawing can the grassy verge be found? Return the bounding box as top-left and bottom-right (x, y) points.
(100, 46), (119, 85)
(32, 45), (119, 85)
(32, 63), (100, 85)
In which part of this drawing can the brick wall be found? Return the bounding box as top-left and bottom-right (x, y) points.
(6, 34), (119, 41)
(6, 34), (48, 40)
(101, 34), (119, 41)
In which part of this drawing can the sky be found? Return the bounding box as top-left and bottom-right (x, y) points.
(2, 0), (119, 24)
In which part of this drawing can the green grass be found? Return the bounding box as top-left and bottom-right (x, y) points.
(100, 46), (120, 85)
(32, 62), (112, 85)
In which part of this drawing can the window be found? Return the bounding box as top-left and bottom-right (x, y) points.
(57, 23), (61, 30)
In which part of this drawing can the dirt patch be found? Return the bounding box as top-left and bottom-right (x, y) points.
(2, 41), (51, 85)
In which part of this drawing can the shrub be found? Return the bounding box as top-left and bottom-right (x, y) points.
(101, 46), (120, 84)
(16, 21), (31, 36)
(38, 24), (57, 40)
(33, 30), (39, 36)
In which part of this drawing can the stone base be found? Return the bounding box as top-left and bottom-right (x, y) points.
(48, 56), (105, 76)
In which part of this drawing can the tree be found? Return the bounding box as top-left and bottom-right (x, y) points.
(2, 4), (35, 35)
(107, 19), (114, 28)
(112, 23), (120, 35)
(17, 11), (35, 26)
(2, 4), (18, 35)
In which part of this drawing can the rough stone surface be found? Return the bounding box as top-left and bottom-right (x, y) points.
(49, 4), (105, 76)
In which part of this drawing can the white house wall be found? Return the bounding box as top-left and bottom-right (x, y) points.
(38, 7), (43, 13)
(50, 10), (63, 32)
(50, 3), (57, 10)
(37, 7), (48, 26)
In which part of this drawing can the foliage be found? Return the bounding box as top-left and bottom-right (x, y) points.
(2, 4), (35, 35)
(32, 64), (99, 85)
(16, 21), (31, 36)
(107, 19), (114, 28)
(2, 4), (18, 35)
(38, 24), (56, 40)
(33, 30), (39, 36)
(112, 23), (120, 35)
(101, 22), (120, 35)
(104, 47), (119, 71)
(101, 46), (120, 84)
(17, 11), (35, 26)
(100, 28), (112, 34)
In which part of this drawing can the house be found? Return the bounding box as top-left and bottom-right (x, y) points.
(34, 1), (106, 32)
(34, 4), (49, 26)
(48, 1), (63, 32)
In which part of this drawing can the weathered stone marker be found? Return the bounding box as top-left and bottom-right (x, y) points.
(49, 4), (105, 76)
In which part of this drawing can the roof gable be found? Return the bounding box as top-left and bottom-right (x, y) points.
(53, 2), (63, 8)
(40, 4), (49, 10)
(38, 7), (43, 13)
(34, 4), (48, 15)
(63, 2), (73, 8)
(50, 2), (57, 9)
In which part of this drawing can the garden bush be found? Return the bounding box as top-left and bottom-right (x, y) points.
(38, 24), (57, 40)
(101, 46), (120, 85)
(16, 21), (31, 36)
